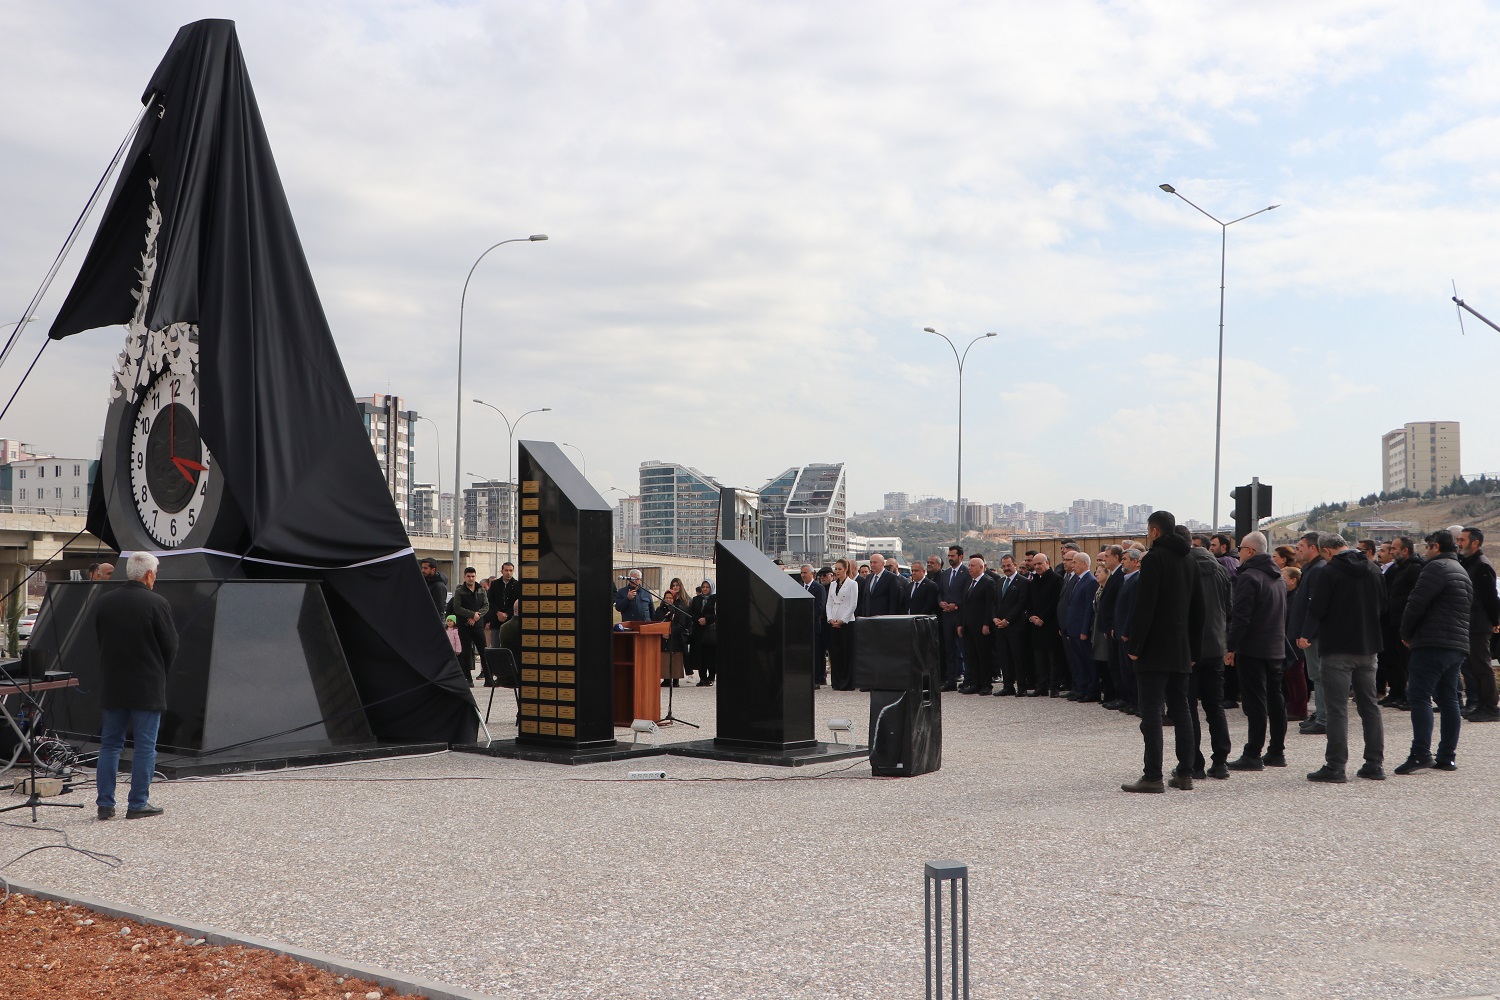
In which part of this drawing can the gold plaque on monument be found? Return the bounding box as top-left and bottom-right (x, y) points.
(522, 480), (540, 493)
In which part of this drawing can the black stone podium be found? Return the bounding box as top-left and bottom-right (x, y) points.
(453, 441), (663, 764)
(32, 579), (442, 776)
(668, 539), (865, 766)
(852, 615), (943, 777)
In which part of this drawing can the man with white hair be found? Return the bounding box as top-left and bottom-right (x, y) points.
(93, 551), (178, 820)
(1225, 531), (1289, 772)
(615, 569), (654, 623)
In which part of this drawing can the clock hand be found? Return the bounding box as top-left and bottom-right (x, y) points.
(172, 456), (205, 484)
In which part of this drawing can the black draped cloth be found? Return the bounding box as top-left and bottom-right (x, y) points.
(50, 19), (475, 744)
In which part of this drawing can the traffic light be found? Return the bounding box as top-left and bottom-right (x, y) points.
(1230, 479), (1273, 542)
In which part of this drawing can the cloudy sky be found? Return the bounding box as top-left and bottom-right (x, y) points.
(4, 1), (1500, 526)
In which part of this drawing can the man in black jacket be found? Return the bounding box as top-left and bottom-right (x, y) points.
(1457, 527), (1500, 722)
(486, 562), (522, 645)
(1026, 554), (1066, 696)
(990, 553), (1031, 696)
(94, 551), (178, 820)
(1095, 546), (1126, 709)
(1299, 533), (1385, 782)
(1186, 536), (1231, 777)
(1397, 530), (1473, 773)
(906, 559), (941, 616)
(447, 566), (489, 684)
(859, 553), (903, 618)
(1225, 531), (1288, 772)
(420, 558), (448, 619)
(956, 555), (998, 695)
(799, 563), (829, 687)
(937, 546), (968, 688)
(1122, 511), (1204, 793)
(1380, 537), (1423, 709)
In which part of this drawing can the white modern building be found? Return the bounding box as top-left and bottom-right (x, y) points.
(2, 457), (95, 513)
(783, 463), (848, 563)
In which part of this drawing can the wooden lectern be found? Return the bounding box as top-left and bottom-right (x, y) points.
(613, 622), (669, 727)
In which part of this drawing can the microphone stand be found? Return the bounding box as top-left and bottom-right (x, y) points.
(629, 581), (699, 729)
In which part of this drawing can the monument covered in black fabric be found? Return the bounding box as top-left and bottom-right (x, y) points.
(47, 19), (474, 744)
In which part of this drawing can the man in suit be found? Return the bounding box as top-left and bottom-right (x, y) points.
(94, 550), (178, 820)
(799, 563), (829, 688)
(1122, 511), (1206, 793)
(907, 559), (941, 615)
(859, 553), (903, 618)
(1056, 551), (1081, 696)
(1027, 553), (1065, 695)
(1096, 545), (1126, 709)
(956, 555), (998, 694)
(1065, 551), (1100, 701)
(990, 553), (1031, 696)
(937, 545), (968, 689)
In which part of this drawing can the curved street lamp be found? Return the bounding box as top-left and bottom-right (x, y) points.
(1159, 184), (1278, 529)
(561, 442), (586, 476)
(925, 327), (997, 540)
(472, 400), (551, 566)
(452, 234), (547, 577)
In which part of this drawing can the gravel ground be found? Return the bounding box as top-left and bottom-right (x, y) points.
(3, 684), (1498, 1000)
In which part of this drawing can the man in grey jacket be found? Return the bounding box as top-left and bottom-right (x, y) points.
(1289, 532), (1328, 735)
(1396, 530), (1473, 773)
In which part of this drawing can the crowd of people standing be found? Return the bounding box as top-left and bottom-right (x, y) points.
(826, 512), (1499, 791)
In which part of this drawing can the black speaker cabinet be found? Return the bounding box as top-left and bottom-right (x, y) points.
(856, 615), (942, 777)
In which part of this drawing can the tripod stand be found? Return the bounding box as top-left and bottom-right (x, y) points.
(0, 661), (83, 823)
(627, 580), (698, 729)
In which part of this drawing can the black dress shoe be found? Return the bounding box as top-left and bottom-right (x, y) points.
(1393, 756), (1433, 775)
(126, 803), (165, 819)
(1433, 759), (1457, 771)
(1226, 754), (1264, 771)
(97, 807), (115, 821)
(1306, 766), (1347, 784)
(1465, 706), (1500, 723)
(1356, 763), (1386, 780)
(1066, 693), (1082, 702)
(1191, 767), (1207, 780)
(1049, 691), (1062, 698)
(1207, 761), (1230, 780)
(940, 682), (958, 692)
(958, 685), (977, 694)
(1261, 752), (1287, 767)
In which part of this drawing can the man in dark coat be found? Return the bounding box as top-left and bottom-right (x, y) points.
(447, 566), (489, 684)
(799, 563), (829, 687)
(1299, 533), (1385, 782)
(1225, 531), (1289, 772)
(990, 553), (1031, 696)
(94, 551), (178, 820)
(486, 561), (522, 645)
(1123, 511), (1205, 793)
(1116, 547), (1144, 710)
(956, 555), (998, 694)
(1186, 535), (1231, 777)
(859, 553), (903, 618)
(1457, 527), (1500, 722)
(420, 558), (448, 619)
(1095, 546), (1126, 709)
(937, 545), (968, 688)
(906, 559), (941, 616)
(1380, 537), (1424, 710)
(1064, 552), (1100, 701)
(1397, 530), (1473, 773)
(1026, 554), (1066, 696)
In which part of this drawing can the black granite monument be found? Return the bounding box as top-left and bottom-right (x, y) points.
(454, 441), (663, 764)
(668, 539), (866, 766)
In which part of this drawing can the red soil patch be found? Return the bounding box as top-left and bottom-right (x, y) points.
(1, 890), (430, 1000)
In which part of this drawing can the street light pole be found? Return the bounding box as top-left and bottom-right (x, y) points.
(415, 414), (443, 534)
(1159, 184), (1278, 529)
(561, 442), (586, 476)
(924, 327), (997, 542)
(472, 400), (551, 567)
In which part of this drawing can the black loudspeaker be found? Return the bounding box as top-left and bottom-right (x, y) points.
(855, 616), (942, 777)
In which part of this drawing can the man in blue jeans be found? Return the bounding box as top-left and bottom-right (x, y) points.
(94, 550), (178, 820)
(1396, 530), (1473, 774)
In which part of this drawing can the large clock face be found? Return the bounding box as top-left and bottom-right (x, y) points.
(129, 368), (211, 548)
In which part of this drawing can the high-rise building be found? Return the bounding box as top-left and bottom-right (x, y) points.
(758, 467), (799, 557)
(639, 460), (721, 558)
(462, 480), (514, 542)
(1383, 421), (1460, 494)
(356, 393), (418, 525)
(784, 463), (847, 563)
(439, 492), (455, 534)
(883, 491), (910, 512)
(409, 482), (439, 535)
(613, 494), (641, 551)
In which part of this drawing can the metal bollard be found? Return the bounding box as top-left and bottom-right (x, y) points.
(924, 860), (969, 999)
